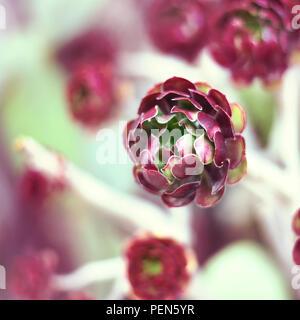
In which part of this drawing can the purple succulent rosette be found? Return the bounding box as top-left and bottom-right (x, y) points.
(209, 0), (299, 84)
(144, 0), (209, 62)
(124, 77), (247, 208)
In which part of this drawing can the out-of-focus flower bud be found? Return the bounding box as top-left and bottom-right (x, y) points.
(144, 0), (209, 62)
(124, 77), (247, 207)
(125, 234), (195, 299)
(66, 62), (116, 128)
(209, 0), (299, 84)
(56, 29), (117, 74)
(9, 249), (58, 300)
(19, 168), (66, 208)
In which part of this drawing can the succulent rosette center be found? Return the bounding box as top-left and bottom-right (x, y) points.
(124, 77), (247, 208)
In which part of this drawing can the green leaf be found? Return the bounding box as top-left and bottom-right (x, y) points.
(201, 241), (291, 300)
(238, 82), (276, 147)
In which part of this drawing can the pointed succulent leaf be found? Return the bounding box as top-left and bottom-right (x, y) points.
(205, 160), (229, 194)
(197, 112), (221, 140)
(134, 165), (169, 194)
(214, 131), (227, 167)
(195, 175), (225, 208)
(162, 182), (199, 208)
(225, 135), (246, 169)
(208, 89), (232, 116)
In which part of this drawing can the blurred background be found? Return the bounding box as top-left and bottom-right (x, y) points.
(0, 0), (299, 300)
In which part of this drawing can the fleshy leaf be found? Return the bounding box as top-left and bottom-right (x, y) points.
(163, 77), (196, 94)
(140, 106), (159, 123)
(194, 82), (212, 94)
(227, 157), (247, 184)
(214, 131), (227, 167)
(230, 102), (246, 133)
(206, 160), (229, 194)
(208, 89), (232, 116)
(195, 175), (225, 207)
(156, 113), (176, 124)
(215, 106), (235, 139)
(172, 155), (203, 179)
(197, 112), (220, 140)
(134, 165), (169, 194)
(189, 89), (216, 114)
(161, 155), (180, 179)
(225, 135), (246, 169)
(171, 106), (198, 121)
(194, 134), (214, 165)
(172, 97), (202, 111)
(162, 181), (199, 207)
(138, 93), (160, 114)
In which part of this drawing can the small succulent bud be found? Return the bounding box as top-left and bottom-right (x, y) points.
(9, 249), (58, 300)
(125, 234), (195, 300)
(124, 77), (247, 207)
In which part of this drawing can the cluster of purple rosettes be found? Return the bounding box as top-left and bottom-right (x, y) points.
(142, 0), (300, 85)
(19, 0), (300, 300)
(292, 209), (300, 265)
(124, 77), (247, 208)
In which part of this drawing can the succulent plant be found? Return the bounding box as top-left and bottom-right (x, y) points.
(124, 77), (247, 207)
(9, 250), (58, 300)
(209, 0), (299, 84)
(66, 62), (116, 128)
(144, 0), (209, 62)
(125, 234), (193, 299)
